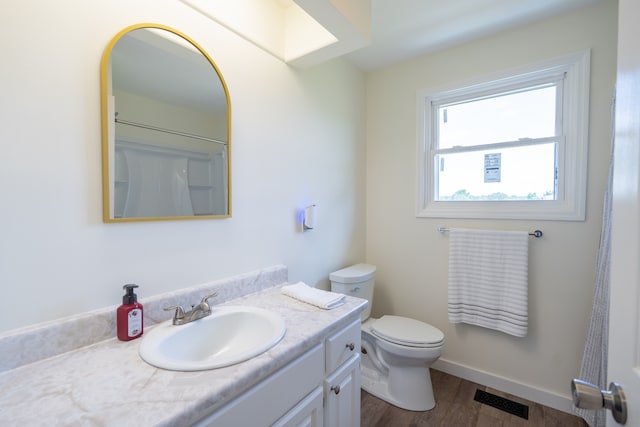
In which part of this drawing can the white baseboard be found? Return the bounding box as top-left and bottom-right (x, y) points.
(431, 358), (576, 415)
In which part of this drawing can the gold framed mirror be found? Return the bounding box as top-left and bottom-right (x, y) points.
(100, 24), (231, 222)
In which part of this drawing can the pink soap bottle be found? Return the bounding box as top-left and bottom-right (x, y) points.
(117, 284), (144, 341)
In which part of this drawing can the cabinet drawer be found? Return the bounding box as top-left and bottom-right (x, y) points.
(325, 319), (360, 373)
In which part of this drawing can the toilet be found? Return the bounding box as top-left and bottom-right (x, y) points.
(330, 263), (444, 411)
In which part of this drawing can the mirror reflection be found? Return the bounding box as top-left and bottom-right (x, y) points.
(101, 24), (231, 222)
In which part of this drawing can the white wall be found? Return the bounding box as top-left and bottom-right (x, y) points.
(0, 0), (366, 333)
(365, 0), (617, 407)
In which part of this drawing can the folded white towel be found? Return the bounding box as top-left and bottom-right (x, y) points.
(447, 228), (529, 337)
(281, 282), (345, 309)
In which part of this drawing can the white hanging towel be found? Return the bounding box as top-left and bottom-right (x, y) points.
(447, 228), (529, 337)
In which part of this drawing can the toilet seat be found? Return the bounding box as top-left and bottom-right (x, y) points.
(371, 315), (444, 348)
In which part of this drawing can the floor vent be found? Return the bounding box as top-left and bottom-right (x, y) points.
(473, 389), (529, 420)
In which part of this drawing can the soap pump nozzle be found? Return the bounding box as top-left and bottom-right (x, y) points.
(122, 284), (139, 305)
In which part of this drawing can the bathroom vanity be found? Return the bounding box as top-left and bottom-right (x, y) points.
(0, 266), (366, 426)
(196, 318), (361, 426)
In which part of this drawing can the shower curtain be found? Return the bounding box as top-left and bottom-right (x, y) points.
(573, 103), (615, 427)
(122, 148), (194, 218)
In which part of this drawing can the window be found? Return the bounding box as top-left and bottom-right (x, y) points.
(416, 50), (590, 220)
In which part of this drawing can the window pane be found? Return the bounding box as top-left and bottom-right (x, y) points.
(435, 143), (556, 201)
(438, 85), (558, 149)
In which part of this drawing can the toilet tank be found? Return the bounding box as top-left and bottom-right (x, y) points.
(330, 263), (376, 321)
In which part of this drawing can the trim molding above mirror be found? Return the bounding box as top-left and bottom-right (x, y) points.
(100, 23), (231, 222)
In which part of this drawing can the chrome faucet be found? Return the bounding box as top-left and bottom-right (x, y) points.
(164, 292), (218, 325)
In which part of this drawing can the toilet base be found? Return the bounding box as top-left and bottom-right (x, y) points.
(361, 363), (436, 411)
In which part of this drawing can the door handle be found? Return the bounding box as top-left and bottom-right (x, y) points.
(571, 379), (627, 424)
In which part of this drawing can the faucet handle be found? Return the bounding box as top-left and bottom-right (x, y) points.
(163, 305), (185, 321)
(201, 292), (218, 305)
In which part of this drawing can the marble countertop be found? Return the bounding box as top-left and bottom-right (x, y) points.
(0, 286), (366, 427)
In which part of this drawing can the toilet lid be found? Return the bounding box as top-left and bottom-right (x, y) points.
(371, 315), (444, 348)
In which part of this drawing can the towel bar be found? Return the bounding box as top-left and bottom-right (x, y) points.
(437, 227), (543, 238)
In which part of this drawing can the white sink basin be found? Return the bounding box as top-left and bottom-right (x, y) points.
(139, 305), (286, 371)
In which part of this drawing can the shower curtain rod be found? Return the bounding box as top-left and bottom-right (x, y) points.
(115, 117), (227, 146)
(437, 227), (543, 238)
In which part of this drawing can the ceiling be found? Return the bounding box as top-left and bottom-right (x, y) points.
(112, 0), (608, 114)
(345, 0), (605, 71)
(180, 0), (605, 71)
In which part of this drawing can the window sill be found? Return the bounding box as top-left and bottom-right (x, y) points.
(416, 199), (585, 221)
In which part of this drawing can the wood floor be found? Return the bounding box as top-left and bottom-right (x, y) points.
(361, 370), (588, 427)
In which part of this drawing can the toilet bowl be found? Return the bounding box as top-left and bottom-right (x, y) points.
(330, 264), (444, 411)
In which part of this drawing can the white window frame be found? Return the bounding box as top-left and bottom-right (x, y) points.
(416, 50), (590, 221)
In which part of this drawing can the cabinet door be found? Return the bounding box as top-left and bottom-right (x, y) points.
(324, 355), (360, 427)
(193, 345), (323, 427)
(273, 387), (323, 427)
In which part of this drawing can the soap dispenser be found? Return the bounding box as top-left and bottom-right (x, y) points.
(117, 284), (144, 341)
